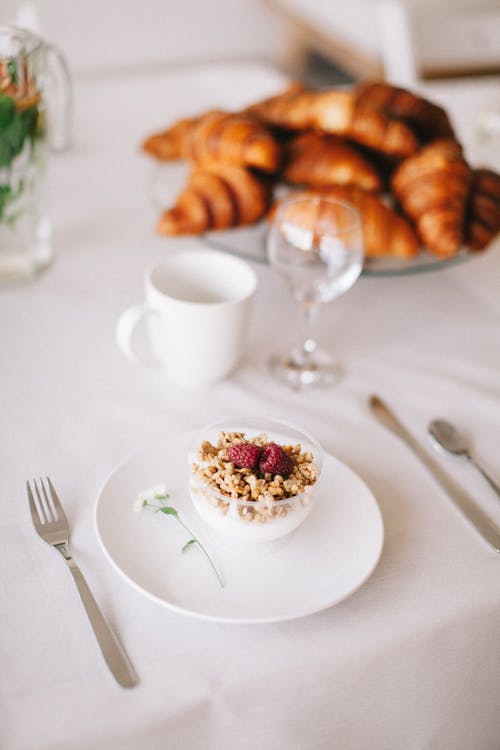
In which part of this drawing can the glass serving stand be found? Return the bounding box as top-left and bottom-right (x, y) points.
(201, 220), (473, 278)
(149, 163), (475, 278)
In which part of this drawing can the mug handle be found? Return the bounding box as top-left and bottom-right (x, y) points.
(116, 304), (165, 368)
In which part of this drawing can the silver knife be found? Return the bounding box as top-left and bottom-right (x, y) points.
(369, 395), (500, 553)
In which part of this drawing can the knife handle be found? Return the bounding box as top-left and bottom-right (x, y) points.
(369, 395), (500, 553)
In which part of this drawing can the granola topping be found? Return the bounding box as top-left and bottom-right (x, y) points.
(191, 430), (318, 524)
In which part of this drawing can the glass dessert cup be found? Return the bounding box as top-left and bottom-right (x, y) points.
(188, 417), (324, 552)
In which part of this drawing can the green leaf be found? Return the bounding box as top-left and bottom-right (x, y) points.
(0, 103), (39, 169)
(0, 117), (26, 167)
(20, 104), (39, 138)
(6, 58), (18, 84)
(0, 178), (24, 219)
(0, 93), (15, 128)
(0, 185), (12, 222)
(159, 506), (178, 517)
(182, 539), (197, 553)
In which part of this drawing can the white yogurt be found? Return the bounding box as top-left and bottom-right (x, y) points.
(189, 479), (314, 545)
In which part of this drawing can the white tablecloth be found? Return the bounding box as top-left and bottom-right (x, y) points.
(2, 63), (500, 750)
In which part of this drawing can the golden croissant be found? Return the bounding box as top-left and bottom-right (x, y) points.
(392, 139), (472, 257)
(245, 85), (419, 158)
(270, 185), (419, 259)
(143, 110), (281, 173)
(142, 115), (204, 160)
(157, 164), (271, 235)
(465, 168), (500, 251)
(354, 81), (455, 142)
(281, 132), (382, 193)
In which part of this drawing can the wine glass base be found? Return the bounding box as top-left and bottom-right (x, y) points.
(268, 349), (341, 389)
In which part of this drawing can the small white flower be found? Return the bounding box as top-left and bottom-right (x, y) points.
(133, 494), (149, 512)
(151, 483), (168, 500)
(133, 483), (169, 512)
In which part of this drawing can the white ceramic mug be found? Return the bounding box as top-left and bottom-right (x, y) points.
(116, 249), (257, 387)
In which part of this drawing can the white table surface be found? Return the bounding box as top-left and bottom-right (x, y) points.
(2, 62), (500, 750)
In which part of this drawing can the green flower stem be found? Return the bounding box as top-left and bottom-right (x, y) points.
(174, 513), (225, 589)
(146, 500), (224, 588)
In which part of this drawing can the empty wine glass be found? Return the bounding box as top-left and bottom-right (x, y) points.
(267, 194), (364, 388)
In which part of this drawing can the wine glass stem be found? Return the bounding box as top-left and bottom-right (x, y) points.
(298, 302), (320, 363)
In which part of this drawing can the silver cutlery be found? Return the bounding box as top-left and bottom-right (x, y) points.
(369, 395), (500, 553)
(27, 477), (137, 688)
(429, 419), (500, 500)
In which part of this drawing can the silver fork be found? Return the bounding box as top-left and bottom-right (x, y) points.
(27, 477), (137, 688)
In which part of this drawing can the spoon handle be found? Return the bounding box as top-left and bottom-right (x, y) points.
(468, 456), (500, 500)
(369, 395), (500, 553)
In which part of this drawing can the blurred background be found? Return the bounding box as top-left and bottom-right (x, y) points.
(3, 0), (500, 166)
(3, 0), (500, 86)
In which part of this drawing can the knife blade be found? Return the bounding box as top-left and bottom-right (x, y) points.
(369, 395), (500, 553)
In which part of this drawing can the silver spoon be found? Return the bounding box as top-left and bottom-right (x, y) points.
(429, 419), (500, 500)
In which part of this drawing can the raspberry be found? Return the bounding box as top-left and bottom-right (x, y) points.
(227, 442), (262, 469)
(259, 443), (294, 477)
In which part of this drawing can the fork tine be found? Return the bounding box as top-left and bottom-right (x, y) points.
(32, 478), (49, 523)
(40, 478), (56, 522)
(27, 481), (43, 528)
(46, 477), (69, 527)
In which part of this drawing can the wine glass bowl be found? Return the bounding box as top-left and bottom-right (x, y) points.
(267, 194), (364, 388)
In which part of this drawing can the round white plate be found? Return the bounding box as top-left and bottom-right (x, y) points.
(95, 439), (384, 624)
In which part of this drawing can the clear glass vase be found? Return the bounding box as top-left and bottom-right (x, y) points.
(0, 24), (71, 285)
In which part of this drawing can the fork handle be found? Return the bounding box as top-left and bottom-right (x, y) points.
(61, 552), (137, 688)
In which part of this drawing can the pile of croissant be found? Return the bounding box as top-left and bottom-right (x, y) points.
(142, 80), (500, 260)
